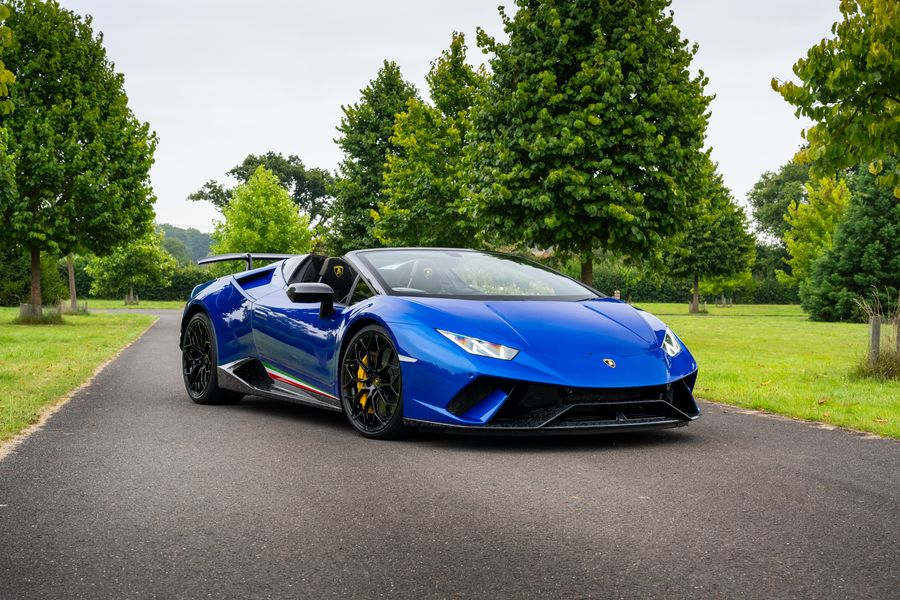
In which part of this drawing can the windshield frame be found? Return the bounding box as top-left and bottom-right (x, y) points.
(348, 248), (603, 301)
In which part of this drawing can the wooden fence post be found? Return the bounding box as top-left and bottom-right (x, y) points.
(869, 316), (881, 365)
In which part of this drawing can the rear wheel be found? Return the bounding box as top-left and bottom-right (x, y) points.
(182, 312), (242, 405)
(340, 325), (404, 439)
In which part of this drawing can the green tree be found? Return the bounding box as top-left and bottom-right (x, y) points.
(86, 232), (176, 300)
(773, 0), (900, 197)
(747, 160), (810, 241)
(469, 0), (713, 284)
(801, 164), (900, 321)
(778, 176), (851, 286)
(329, 60), (417, 253)
(161, 234), (192, 266)
(189, 152), (334, 226)
(0, 0), (157, 315)
(666, 165), (756, 312)
(212, 166), (312, 256)
(375, 33), (486, 247)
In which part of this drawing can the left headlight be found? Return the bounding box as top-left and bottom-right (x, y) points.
(437, 329), (519, 360)
(661, 328), (682, 357)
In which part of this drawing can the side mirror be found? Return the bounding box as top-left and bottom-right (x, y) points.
(286, 282), (334, 317)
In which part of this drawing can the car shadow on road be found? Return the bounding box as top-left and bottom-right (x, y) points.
(223, 395), (698, 453)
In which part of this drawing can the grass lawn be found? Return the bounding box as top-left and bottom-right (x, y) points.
(85, 298), (186, 310)
(634, 303), (900, 438)
(0, 308), (156, 445)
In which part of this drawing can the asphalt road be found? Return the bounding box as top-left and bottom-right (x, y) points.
(0, 311), (897, 599)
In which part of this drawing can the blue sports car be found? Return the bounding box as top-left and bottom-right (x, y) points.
(180, 248), (700, 439)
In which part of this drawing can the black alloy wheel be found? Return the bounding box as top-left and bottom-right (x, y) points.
(181, 312), (241, 405)
(340, 325), (404, 438)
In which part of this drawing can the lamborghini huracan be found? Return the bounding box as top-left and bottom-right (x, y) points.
(180, 248), (700, 438)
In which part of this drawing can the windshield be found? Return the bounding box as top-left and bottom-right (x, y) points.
(355, 249), (599, 300)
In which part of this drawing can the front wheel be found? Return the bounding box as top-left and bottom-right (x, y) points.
(182, 312), (242, 405)
(340, 325), (405, 439)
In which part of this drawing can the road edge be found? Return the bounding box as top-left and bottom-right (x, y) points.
(0, 315), (160, 462)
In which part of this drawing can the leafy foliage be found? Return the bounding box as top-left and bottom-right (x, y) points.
(469, 0), (712, 282)
(0, 3), (13, 116)
(773, 0), (900, 197)
(802, 165), (900, 320)
(666, 162), (756, 309)
(747, 160), (810, 241)
(0, 0), (157, 306)
(779, 177), (850, 285)
(189, 152), (334, 226)
(329, 61), (418, 253)
(211, 166), (312, 255)
(375, 33), (486, 247)
(86, 232), (176, 297)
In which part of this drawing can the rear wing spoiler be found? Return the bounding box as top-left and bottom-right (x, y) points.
(197, 253), (297, 271)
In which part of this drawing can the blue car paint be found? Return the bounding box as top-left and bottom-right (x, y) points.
(183, 256), (698, 428)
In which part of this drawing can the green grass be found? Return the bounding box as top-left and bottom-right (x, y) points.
(0, 308), (156, 444)
(634, 303), (900, 438)
(85, 298), (186, 310)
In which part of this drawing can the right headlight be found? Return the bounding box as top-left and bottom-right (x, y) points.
(437, 329), (519, 360)
(661, 328), (682, 357)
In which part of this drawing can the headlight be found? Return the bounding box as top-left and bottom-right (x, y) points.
(662, 328), (682, 357)
(437, 329), (519, 360)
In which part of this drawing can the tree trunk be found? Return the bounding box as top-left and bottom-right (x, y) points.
(30, 246), (42, 310)
(690, 274), (700, 314)
(67, 254), (78, 312)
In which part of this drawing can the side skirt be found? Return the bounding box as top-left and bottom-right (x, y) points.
(218, 358), (342, 413)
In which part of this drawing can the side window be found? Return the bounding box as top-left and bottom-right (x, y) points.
(349, 277), (375, 305)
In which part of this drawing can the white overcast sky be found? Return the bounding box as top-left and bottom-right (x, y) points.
(61, 0), (841, 233)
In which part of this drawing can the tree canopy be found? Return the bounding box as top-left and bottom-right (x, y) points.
(773, 0), (900, 197)
(0, 3), (13, 116)
(801, 164), (900, 321)
(0, 0), (157, 310)
(374, 33), (486, 248)
(469, 0), (713, 283)
(747, 160), (810, 241)
(211, 166), (312, 255)
(779, 176), (850, 286)
(329, 60), (418, 254)
(189, 152), (334, 226)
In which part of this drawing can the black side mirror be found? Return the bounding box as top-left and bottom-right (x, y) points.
(286, 282), (334, 317)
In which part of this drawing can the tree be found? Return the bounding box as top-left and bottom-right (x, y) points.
(189, 152), (334, 226)
(773, 0), (900, 197)
(375, 33), (486, 247)
(778, 176), (850, 286)
(212, 166), (312, 256)
(666, 165), (756, 312)
(161, 234), (192, 266)
(86, 232), (176, 301)
(0, 0), (157, 315)
(329, 60), (417, 253)
(801, 164), (900, 321)
(469, 0), (713, 284)
(747, 160), (810, 241)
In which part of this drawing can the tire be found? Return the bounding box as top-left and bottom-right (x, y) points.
(181, 312), (242, 405)
(340, 324), (405, 439)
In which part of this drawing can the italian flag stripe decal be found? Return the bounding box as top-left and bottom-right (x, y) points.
(262, 361), (339, 400)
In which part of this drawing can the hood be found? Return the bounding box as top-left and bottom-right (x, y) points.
(391, 297), (661, 358)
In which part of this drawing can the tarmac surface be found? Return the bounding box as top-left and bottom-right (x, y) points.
(0, 310), (897, 599)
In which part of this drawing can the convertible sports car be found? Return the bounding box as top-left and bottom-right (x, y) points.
(180, 248), (700, 438)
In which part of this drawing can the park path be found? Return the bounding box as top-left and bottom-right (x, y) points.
(0, 310), (897, 599)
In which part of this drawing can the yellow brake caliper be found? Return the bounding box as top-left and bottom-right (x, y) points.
(357, 356), (373, 413)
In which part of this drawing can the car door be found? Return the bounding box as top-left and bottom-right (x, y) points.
(249, 258), (349, 407)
